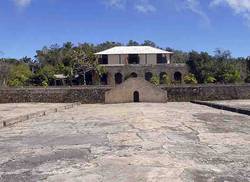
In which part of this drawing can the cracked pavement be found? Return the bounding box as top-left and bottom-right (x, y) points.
(0, 103), (250, 181)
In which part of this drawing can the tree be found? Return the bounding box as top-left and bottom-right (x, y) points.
(171, 50), (189, 63)
(8, 63), (32, 87)
(141, 40), (156, 47)
(214, 48), (232, 61)
(71, 47), (98, 85)
(30, 65), (55, 86)
(245, 57), (250, 83)
(127, 40), (140, 46)
(95, 41), (122, 52)
(0, 61), (11, 86)
(187, 51), (214, 83)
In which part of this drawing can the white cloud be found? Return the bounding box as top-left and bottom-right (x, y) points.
(210, 0), (250, 26)
(105, 0), (156, 13)
(183, 0), (210, 26)
(134, 0), (156, 13)
(14, 0), (32, 8)
(105, 0), (126, 9)
(104, 0), (250, 27)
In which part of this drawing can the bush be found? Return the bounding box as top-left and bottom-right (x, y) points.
(42, 81), (48, 87)
(161, 74), (171, 85)
(184, 74), (198, 84)
(150, 74), (160, 85)
(8, 64), (32, 87)
(205, 75), (216, 83)
(223, 70), (241, 83)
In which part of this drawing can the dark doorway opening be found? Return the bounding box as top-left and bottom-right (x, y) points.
(174, 72), (182, 83)
(133, 91), (140, 102)
(130, 72), (138, 78)
(115, 73), (123, 84)
(100, 73), (108, 85)
(145, 72), (153, 81)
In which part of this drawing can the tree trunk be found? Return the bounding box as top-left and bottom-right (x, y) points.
(83, 71), (86, 85)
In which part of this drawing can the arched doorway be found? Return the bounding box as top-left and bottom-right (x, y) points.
(174, 72), (182, 83)
(145, 72), (153, 81)
(130, 72), (138, 78)
(100, 73), (108, 85)
(133, 91), (140, 102)
(115, 73), (123, 84)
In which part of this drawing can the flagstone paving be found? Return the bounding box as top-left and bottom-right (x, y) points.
(208, 99), (250, 110)
(0, 103), (249, 182)
(0, 103), (69, 121)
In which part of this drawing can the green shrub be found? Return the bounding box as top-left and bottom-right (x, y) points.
(161, 74), (171, 85)
(8, 64), (32, 87)
(205, 76), (216, 83)
(184, 74), (198, 84)
(223, 70), (241, 83)
(42, 81), (48, 87)
(150, 74), (160, 85)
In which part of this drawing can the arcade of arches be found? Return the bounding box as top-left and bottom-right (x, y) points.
(112, 71), (183, 85)
(71, 71), (183, 86)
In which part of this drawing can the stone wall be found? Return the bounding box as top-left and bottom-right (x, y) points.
(162, 84), (250, 102)
(103, 64), (189, 85)
(0, 84), (250, 103)
(0, 87), (111, 104)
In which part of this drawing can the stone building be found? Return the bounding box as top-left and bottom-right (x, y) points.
(105, 77), (168, 103)
(95, 46), (188, 85)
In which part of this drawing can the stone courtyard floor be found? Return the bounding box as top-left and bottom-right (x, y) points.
(208, 100), (250, 110)
(0, 103), (69, 121)
(0, 103), (249, 182)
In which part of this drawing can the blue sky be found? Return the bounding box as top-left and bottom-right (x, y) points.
(0, 0), (250, 59)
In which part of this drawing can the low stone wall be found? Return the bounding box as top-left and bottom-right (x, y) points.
(1, 103), (81, 128)
(0, 84), (250, 103)
(0, 87), (111, 104)
(162, 84), (250, 102)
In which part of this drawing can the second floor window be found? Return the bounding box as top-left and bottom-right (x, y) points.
(157, 54), (167, 64)
(99, 55), (108, 64)
(128, 54), (139, 64)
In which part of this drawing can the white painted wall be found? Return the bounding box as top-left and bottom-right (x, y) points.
(105, 54), (170, 65)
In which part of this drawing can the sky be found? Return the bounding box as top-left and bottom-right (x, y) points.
(0, 0), (250, 59)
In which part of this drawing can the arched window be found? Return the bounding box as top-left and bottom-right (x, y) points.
(133, 91), (140, 102)
(160, 72), (167, 84)
(130, 72), (138, 78)
(115, 73), (123, 84)
(100, 73), (108, 85)
(145, 72), (153, 81)
(174, 72), (182, 83)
